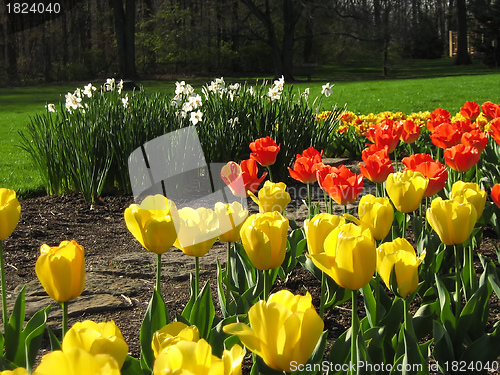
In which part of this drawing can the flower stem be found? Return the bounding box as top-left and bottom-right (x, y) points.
(319, 272), (326, 319)
(226, 242), (232, 306)
(307, 183), (312, 219)
(454, 244), (462, 320)
(402, 212), (408, 238)
(0, 241), (8, 334)
(263, 269), (271, 301)
(350, 289), (359, 375)
(267, 166), (274, 183)
(156, 254), (162, 292)
(60, 301), (68, 339)
(195, 256), (200, 298)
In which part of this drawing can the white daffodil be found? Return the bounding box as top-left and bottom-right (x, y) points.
(190, 110), (203, 125)
(45, 103), (56, 113)
(122, 94), (129, 109)
(267, 86), (281, 101)
(83, 83), (96, 98)
(321, 82), (334, 97)
(118, 79), (124, 94)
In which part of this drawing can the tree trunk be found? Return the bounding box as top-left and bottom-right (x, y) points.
(112, 0), (138, 79)
(455, 0), (471, 64)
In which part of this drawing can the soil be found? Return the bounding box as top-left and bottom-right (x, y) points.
(2, 163), (500, 374)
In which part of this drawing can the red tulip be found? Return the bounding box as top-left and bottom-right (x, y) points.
(461, 130), (488, 153)
(444, 144), (480, 173)
(489, 118), (500, 146)
(460, 101), (480, 122)
(221, 159), (267, 197)
(362, 144), (389, 161)
(491, 183), (500, 209)
(402, 154), (447, 197)
(315, 163), (338, 191)
(399, 120), (421, 144)
(300, 147), (323, 162)
(288, 147), (323, 184)
(481, 101), (500, 122)
(359, 153), (394, 183)
(427, 108), (451, 133)
(430, 123), (461, 149)
(454, 119), (477, 133)
(366, 120), (403, 153)
(319, 165), (363, 205)
(249, 136), (281, 167)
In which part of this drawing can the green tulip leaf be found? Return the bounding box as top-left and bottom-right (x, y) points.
(361, 283), (377, 327)
(401, 328), (429, 375)
(413, 301), (438, 341)
(216, 260), (229, 318)
(189, 280), (216, 341)
(434, 275), (456, 335)
(364, 326), (388, 365)
(457, 283), (491, 343)
(327, 329), (351, 374)
(209, 314), (244, 358)
(46, 325), (62, 351)
(459, 323), (500, 366)
(378, 298), (404, 343)
(0, 355), (15, 372)
(181, 274), (196, 320)
(5, 285), (26, 362)
(121, 355), (146, 375)
(139, 289), (169, 371)
(19, 305), (51, 372)
(432, 320), (454, 371)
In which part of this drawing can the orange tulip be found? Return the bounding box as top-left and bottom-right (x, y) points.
(359, 152), (394, 183)
(481, 101), (500, 121)
(491, 183), (500, 209)
(399, 119), (421, 144)
(249, 137), (280, 167)
(318, 165), (363, 205)
(361, 144), (389, 161)
(426, 108), (450, 133)
(460, 101), (480, 122)
(489, 118), (500, 146)
(461, 130), (488, 154)
(365, 120), (403, 153)
(402, 154), (447, 197)
(220, 159), (267, 197)
(430, 123), (461, 149)
(444, 144), (480, 173)
(288, 147), (323, 184)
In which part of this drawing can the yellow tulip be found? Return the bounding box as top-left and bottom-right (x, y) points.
(239, 212), (289, 270)
(214, 201), (248, 243)
(0, 369), (29, 375)
(450, 181), (486, 218)
(357, 194), (394, 241)
(0, 188), (21, 240)
(151, 322), (199, 358)
(33, 347), (120, 375)
(308, 223), (376, 290)
(426, 197), (477, 245)
(223, 290), (324, 373)
(124, 195), (179, 254)
(386, 170), (428, 213)
(249, 181), (291, 213)
(35, 240), (85, 303)
(62, 320), (128, 368)
(153, 339), (243, 375)
(304, 213), (345, 255)
(377, 238), (426, 298)
(173, 207), (220, 257)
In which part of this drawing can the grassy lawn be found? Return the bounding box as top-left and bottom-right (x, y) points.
(1, 58), (499, 198)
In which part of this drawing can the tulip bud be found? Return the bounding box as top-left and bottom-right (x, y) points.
(309, 223), (376, 290)
(240, 212), (289, 270)
(304, 213), (345, 255)
(124, 195), (179, 254)
(223, 290), (323, 373)
(386, 170), (428, 213)
(249, 181), (291, 213)
(62, 320), (128, 368)
(377, 238), (426, 298)
(357, 194), (394, 241)
(426, 197), (477, 245)
(0, 188), (21, 240)
(35, 240), (85, 303)
(214, 201), (248, 243)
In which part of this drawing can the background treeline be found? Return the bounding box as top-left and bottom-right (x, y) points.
(1, 0), (499, 86)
